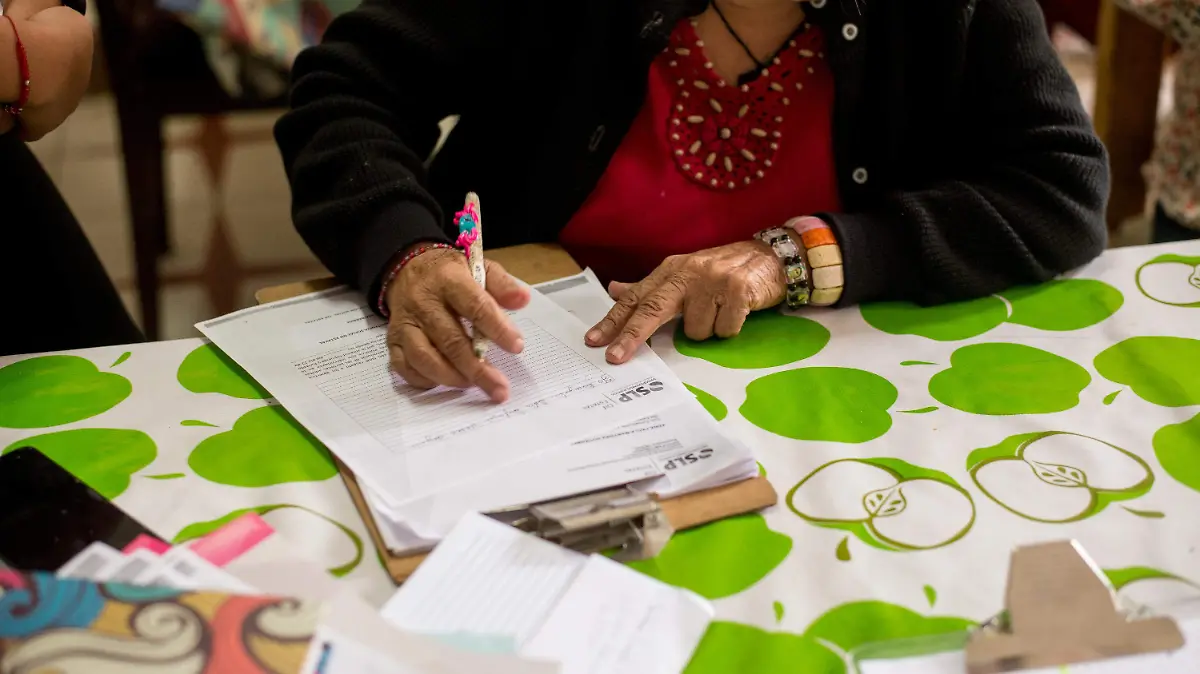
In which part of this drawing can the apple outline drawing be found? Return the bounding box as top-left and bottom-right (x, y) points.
(786, 457), (976, 553)
(1135, 254), (1200, 308)
(967, 431), (1154, 524)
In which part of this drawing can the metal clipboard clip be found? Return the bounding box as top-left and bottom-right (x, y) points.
(964, 540), (1185, 674)
(493, 485), (673, 561)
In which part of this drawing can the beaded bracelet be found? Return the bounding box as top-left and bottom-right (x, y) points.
(1, 15), (30, 118)
(754, 227), (811, 309)
(785, 216), (844, 307)
(375, 242), (460, 316)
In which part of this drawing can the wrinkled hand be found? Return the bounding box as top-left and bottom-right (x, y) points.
(586, 240), (786, 364)
(385, 245), (530, 402)
(0, 2), (93, 140)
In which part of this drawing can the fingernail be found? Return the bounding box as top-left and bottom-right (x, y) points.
(586, 329), (602, 345)
(514, 337), (525, 352)
(607, 343), (626, 362)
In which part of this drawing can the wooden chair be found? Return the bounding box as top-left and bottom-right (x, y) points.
(91, 0), (286, 338)
(1093, 0), (1170, 235)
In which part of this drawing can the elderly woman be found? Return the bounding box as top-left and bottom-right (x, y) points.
(275, 0), (1108, 402)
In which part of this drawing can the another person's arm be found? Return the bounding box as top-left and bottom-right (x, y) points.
(0, 0), (93, 139)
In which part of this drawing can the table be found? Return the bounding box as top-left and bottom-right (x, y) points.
(3, 240), (1200, 672)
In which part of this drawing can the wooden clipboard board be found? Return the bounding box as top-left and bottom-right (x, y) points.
(256, 243), (778, 583)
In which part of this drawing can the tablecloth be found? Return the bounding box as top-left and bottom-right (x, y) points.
(3, 240), (1200, 672)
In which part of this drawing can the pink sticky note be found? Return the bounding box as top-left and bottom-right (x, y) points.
(121, 534), (171, 556)
(187, 513), (275, 568)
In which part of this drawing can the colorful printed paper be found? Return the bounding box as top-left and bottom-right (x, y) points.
(0, 571), (319, 673)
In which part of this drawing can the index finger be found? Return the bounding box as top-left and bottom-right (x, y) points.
(606, 278), (687, 364)
(443, 278), (525, 354)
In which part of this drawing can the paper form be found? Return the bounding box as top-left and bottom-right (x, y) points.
(382, 512), (585, 645)
(361, 270), (758, 545)
(856, 614), (1200, 674)
(381, 512), (712, 674)
(522, 556), (713, 674)
(197, 286), (686, 508)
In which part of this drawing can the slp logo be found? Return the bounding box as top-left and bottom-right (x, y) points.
(661, 448), (714, 471)
(615, 380), (664, 403)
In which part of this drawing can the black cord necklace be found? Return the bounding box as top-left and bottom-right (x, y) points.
(711, 1), (764, 72)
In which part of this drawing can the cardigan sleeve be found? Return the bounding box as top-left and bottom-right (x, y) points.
(273, 0), (505, 298)
(1112, 0), (1200, 44)
(823, 0), (1110, 307)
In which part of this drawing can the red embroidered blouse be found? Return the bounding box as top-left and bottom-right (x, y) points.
(558, 19), (841, 283)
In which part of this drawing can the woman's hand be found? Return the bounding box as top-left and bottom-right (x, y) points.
(385, 246), (530, 403)
(586, 240), (786, 364)
(0, 2), (93, 140)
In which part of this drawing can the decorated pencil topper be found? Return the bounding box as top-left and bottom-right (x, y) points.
(454, 202), (481, 250)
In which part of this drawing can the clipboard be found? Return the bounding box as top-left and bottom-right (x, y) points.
(256, 243), (778, 583)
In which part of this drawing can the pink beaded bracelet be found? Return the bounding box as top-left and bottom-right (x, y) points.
(376, 243), (460, 316)
(785, 216), (844, 307)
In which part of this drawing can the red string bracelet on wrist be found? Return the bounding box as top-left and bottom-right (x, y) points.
(376, 243), (461, 317)
(2, 15), (30, 117)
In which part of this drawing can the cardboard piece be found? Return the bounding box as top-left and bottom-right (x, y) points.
(964, 540), (1184, 674)
(256, 243), (778, 583)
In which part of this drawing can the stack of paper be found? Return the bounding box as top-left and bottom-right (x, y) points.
(198, 270), (757, 554)
(381, 512), (714, 674)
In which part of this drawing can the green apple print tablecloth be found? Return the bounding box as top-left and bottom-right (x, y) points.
(4, 241), (1200, 672)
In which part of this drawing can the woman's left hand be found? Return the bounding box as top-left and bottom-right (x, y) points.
(586, 240), (786, 364)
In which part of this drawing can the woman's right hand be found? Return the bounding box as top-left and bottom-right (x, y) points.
(385, 246), (530, 402)
(0, 3), (93, 140)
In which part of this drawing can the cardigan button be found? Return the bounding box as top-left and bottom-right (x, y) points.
(810, 0), (826, 8)
(842, 23), (859, 41)
(852, 167), (869, 184)
(588, 125), (606, 152)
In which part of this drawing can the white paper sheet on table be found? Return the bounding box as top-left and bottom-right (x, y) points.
(381, 512), (712, 674)
(360, 270), (758, 546)
(197, 284), (686, 508)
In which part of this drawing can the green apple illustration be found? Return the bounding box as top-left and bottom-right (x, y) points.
(1153, 412), (1200, 494)
(684, 601), (975, 674)
(628, 514), (792, 599)
(176, 343), (270, 399)
(860, 296), (1009, 342)
(805, 600), (976, 660)
(741, 367), (897, 443)
(967, 431), (1153, 523)
(1104, 566), (1199, 593)
(684, 622), (844, 674)
(1000, 279), (1123, 331)
(1135, 254), (1200, 307)
(929, 343), (1091, 415)
(786, 458), (975, 552)
(0, 355), (132, 429)
(675, 312), (830, 369)
(174, 504), (363, 577)
(685, 383), (728, 421)
(861, 279), (1122, 341)
(188, 405), (336, 487)
(3, 428), (156, 499)
(1095, 336), (1200, 408)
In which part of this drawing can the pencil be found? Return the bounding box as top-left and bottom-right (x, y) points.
(456, 192), (488, 359)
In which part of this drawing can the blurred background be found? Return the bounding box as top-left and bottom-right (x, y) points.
(48, 0), (1178, 340)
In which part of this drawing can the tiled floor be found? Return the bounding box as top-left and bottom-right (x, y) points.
(29, 27), (1171, 341)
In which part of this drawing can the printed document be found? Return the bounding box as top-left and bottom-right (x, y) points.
(197, 287), (686, 507)
(361, 270), (758, 545)
(381, 512), (713, 674)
